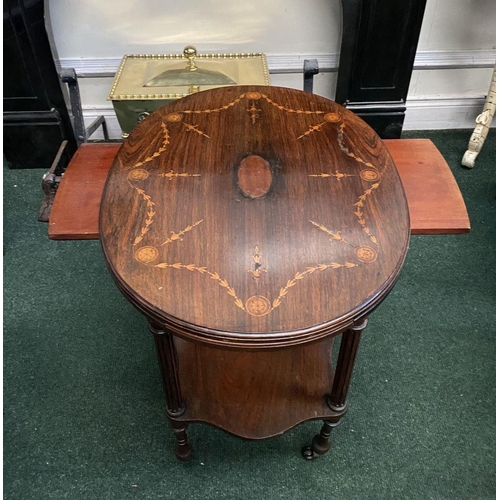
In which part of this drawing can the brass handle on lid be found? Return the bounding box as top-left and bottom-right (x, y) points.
(183, 45), (198, 71)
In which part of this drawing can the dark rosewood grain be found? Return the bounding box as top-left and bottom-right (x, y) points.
(99, 86), (411, 460)
(49, 139), (470, 240)
(100, 86), (410, 348)
(170, 334), (337, 439)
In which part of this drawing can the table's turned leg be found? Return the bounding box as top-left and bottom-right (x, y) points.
(302, 420), (340, 460)
(302, 318), (368, 460)
(170, 420), (192, 462)
(149, 322), (192, 461)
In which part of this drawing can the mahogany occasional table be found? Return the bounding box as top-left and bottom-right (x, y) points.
(99, 86), (410, 461)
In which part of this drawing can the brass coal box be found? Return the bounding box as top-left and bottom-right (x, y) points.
(107, 46), (270, 137)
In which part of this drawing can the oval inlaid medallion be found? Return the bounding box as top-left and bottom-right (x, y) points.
(128, 168), (149, 180)
(355, 246), (378, 263)
(135, 246), (159, 264)
(246, 92), (262, 100)
(324, 112), (341, 123)
(245, 295), (271, 316)
(360, 169), (380, 182)
(166, 113), (183, 122)
(237, 155), (273, 199)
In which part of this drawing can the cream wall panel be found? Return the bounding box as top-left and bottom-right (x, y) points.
(49, 0), (341, 58)
(409, 68), (496, 99)
(78, 78), (112, 108)
(270, 72), (337, 99)
(48, 0), (495, 59)
(417, 0), (496, 51)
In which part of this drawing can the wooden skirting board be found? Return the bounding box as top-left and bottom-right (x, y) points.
(48, 139), (470, 240)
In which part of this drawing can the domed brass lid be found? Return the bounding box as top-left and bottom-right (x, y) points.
(108, 46), (269, 101)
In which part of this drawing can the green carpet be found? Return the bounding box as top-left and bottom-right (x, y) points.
(4, 130), (495, 499)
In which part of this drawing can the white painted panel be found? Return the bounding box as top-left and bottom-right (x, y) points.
(405, 97), (496, 130)
(417, 0), (496, 51)
(78, 78), (114, 107)
(49, 0), (342, 58)
(49, 0), (496, 59)
(269, 72), (337, 100)
(408, 68), (495, 98)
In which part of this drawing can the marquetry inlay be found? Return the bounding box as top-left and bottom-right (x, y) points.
(100, 86), (410, 337)
(248, 246), (267, 283)
(124, 91), (385, 314)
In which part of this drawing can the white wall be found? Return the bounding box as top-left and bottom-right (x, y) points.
(418, 0), (495, 51)
(46, 0), (496, 138)
(48, 0), (343, 57)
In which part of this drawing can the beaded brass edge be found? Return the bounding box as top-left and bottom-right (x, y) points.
(107, 53), (270, 101)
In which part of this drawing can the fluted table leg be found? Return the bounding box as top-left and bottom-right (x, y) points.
(149, 322), (192, 461)
(302, 318), (368, 460)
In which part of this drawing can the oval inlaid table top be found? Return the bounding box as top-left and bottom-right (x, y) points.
(100, 86), (410, 348)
